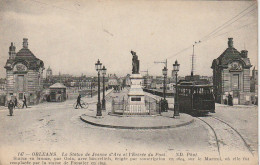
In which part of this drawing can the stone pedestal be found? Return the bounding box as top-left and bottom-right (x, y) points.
(125, 74), (148, 115)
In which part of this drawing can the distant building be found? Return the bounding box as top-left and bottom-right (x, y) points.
(211, 38), (252, 105)
(124, 74), (131, 87)
(49, 83), (67, 102)
(142, 75), (153, 88)
(185, 75), (200, 81)
(0, 78), (6, 95)
(250, 67), (258, 104)
(4, 38), (45, 105)
(108, 74), (119, 88)
(0, 78), (6, 106)
(46, 66), (53, 79)
(184, 75), (211, 85)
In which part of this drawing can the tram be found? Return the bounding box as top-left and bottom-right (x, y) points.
(177, 81), (215, 115)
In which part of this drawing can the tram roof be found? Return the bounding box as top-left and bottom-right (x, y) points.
(178, 81), (213, 87)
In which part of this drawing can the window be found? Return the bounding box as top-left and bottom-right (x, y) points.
(232, 74), (239, 90)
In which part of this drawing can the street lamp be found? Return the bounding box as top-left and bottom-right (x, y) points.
(95, 59), (102, 116)
(173, 60), (180, 118)
(162, 66), (168, 112)
(101, 66), (107, 110)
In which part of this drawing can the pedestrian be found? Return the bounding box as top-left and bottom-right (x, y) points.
(14, 97), (18, 108)
(8, 99), (15, 116)
(228, 93), (233, 106)
(75, 94), (83, 109)
(22, 94), (27, 108)
(224, 97), (228, 105)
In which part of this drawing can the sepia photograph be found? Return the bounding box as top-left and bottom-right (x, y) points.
(0, 0), (258, 164)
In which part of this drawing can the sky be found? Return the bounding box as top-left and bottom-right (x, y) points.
(0, 0), (258, 78)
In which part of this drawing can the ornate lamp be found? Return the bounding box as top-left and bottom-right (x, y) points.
(95, 59), (102, 116)
(102, 66), (107, 75)
(95, 59), (102, 71)
(173, 60), (180, 72)
(162, 66), (168, 76)
(173, 60), (180, 118)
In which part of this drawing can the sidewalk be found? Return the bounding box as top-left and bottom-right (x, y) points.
(0, 89), (114, 112)
(216, 103), (258, 109)
(80, 111), (194, 129)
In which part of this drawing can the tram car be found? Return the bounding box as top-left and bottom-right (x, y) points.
(177, 81), (215, 115)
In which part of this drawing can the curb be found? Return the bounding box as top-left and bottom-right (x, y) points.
(80, 115), (194, 130)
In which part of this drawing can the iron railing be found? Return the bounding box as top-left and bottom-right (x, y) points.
(111, 96), (160, 115)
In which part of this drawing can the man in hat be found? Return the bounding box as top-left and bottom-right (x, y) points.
(22, 94), (27, 108)
(76, 94), (83, 109)
(228, 93), (233, 106)
(8, 99), (15, 116)
(14, 97), (18, 108)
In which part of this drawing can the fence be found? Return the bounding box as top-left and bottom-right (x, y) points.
(145, 96), (161, 115)
(111, 96), (160, 115)
(111, 98), (127, 114)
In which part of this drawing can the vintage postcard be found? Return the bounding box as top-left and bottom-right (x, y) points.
(0, 0), (258, 165)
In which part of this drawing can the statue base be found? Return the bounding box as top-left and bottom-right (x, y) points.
(125, 74), (148, 115)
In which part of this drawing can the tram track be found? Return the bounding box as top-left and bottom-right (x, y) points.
(211, 116), (254, 156)
(195, 117), (221, 158)
(196, 116), (254, 159)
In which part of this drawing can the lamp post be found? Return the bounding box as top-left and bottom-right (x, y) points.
(173, 60), (180, 118)
(95, 59), (102, 116)
(162, 66), (168, 112)
(102, 66), (107, 110)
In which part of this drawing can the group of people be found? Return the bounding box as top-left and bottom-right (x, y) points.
(113, 86), (123, 93)
(224, 93), (233, 106)
(8, 95), (28, 116)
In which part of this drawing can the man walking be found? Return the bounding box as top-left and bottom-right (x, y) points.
(22, 94), (27, 108)
(76, 94), (83, 109)
(8, 99), (15, 116)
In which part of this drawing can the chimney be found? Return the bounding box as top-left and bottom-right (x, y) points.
(9, 42), (16, 59)
(241, 50), (248, 58)
(23, 38), (28, 48)
(228, 38), (233, 48)
(9, 42), (15, 52)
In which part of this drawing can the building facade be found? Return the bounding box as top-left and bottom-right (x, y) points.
(4, 38), (44, 105)
(250, 67), (258, 104)
(211, 38), (252, 105)
(108, 74), (119, 88)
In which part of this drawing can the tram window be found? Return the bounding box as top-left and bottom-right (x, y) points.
(181, 88), (190, 96)
(204, 88), (210, 94)
(178, 88), (184, 95)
